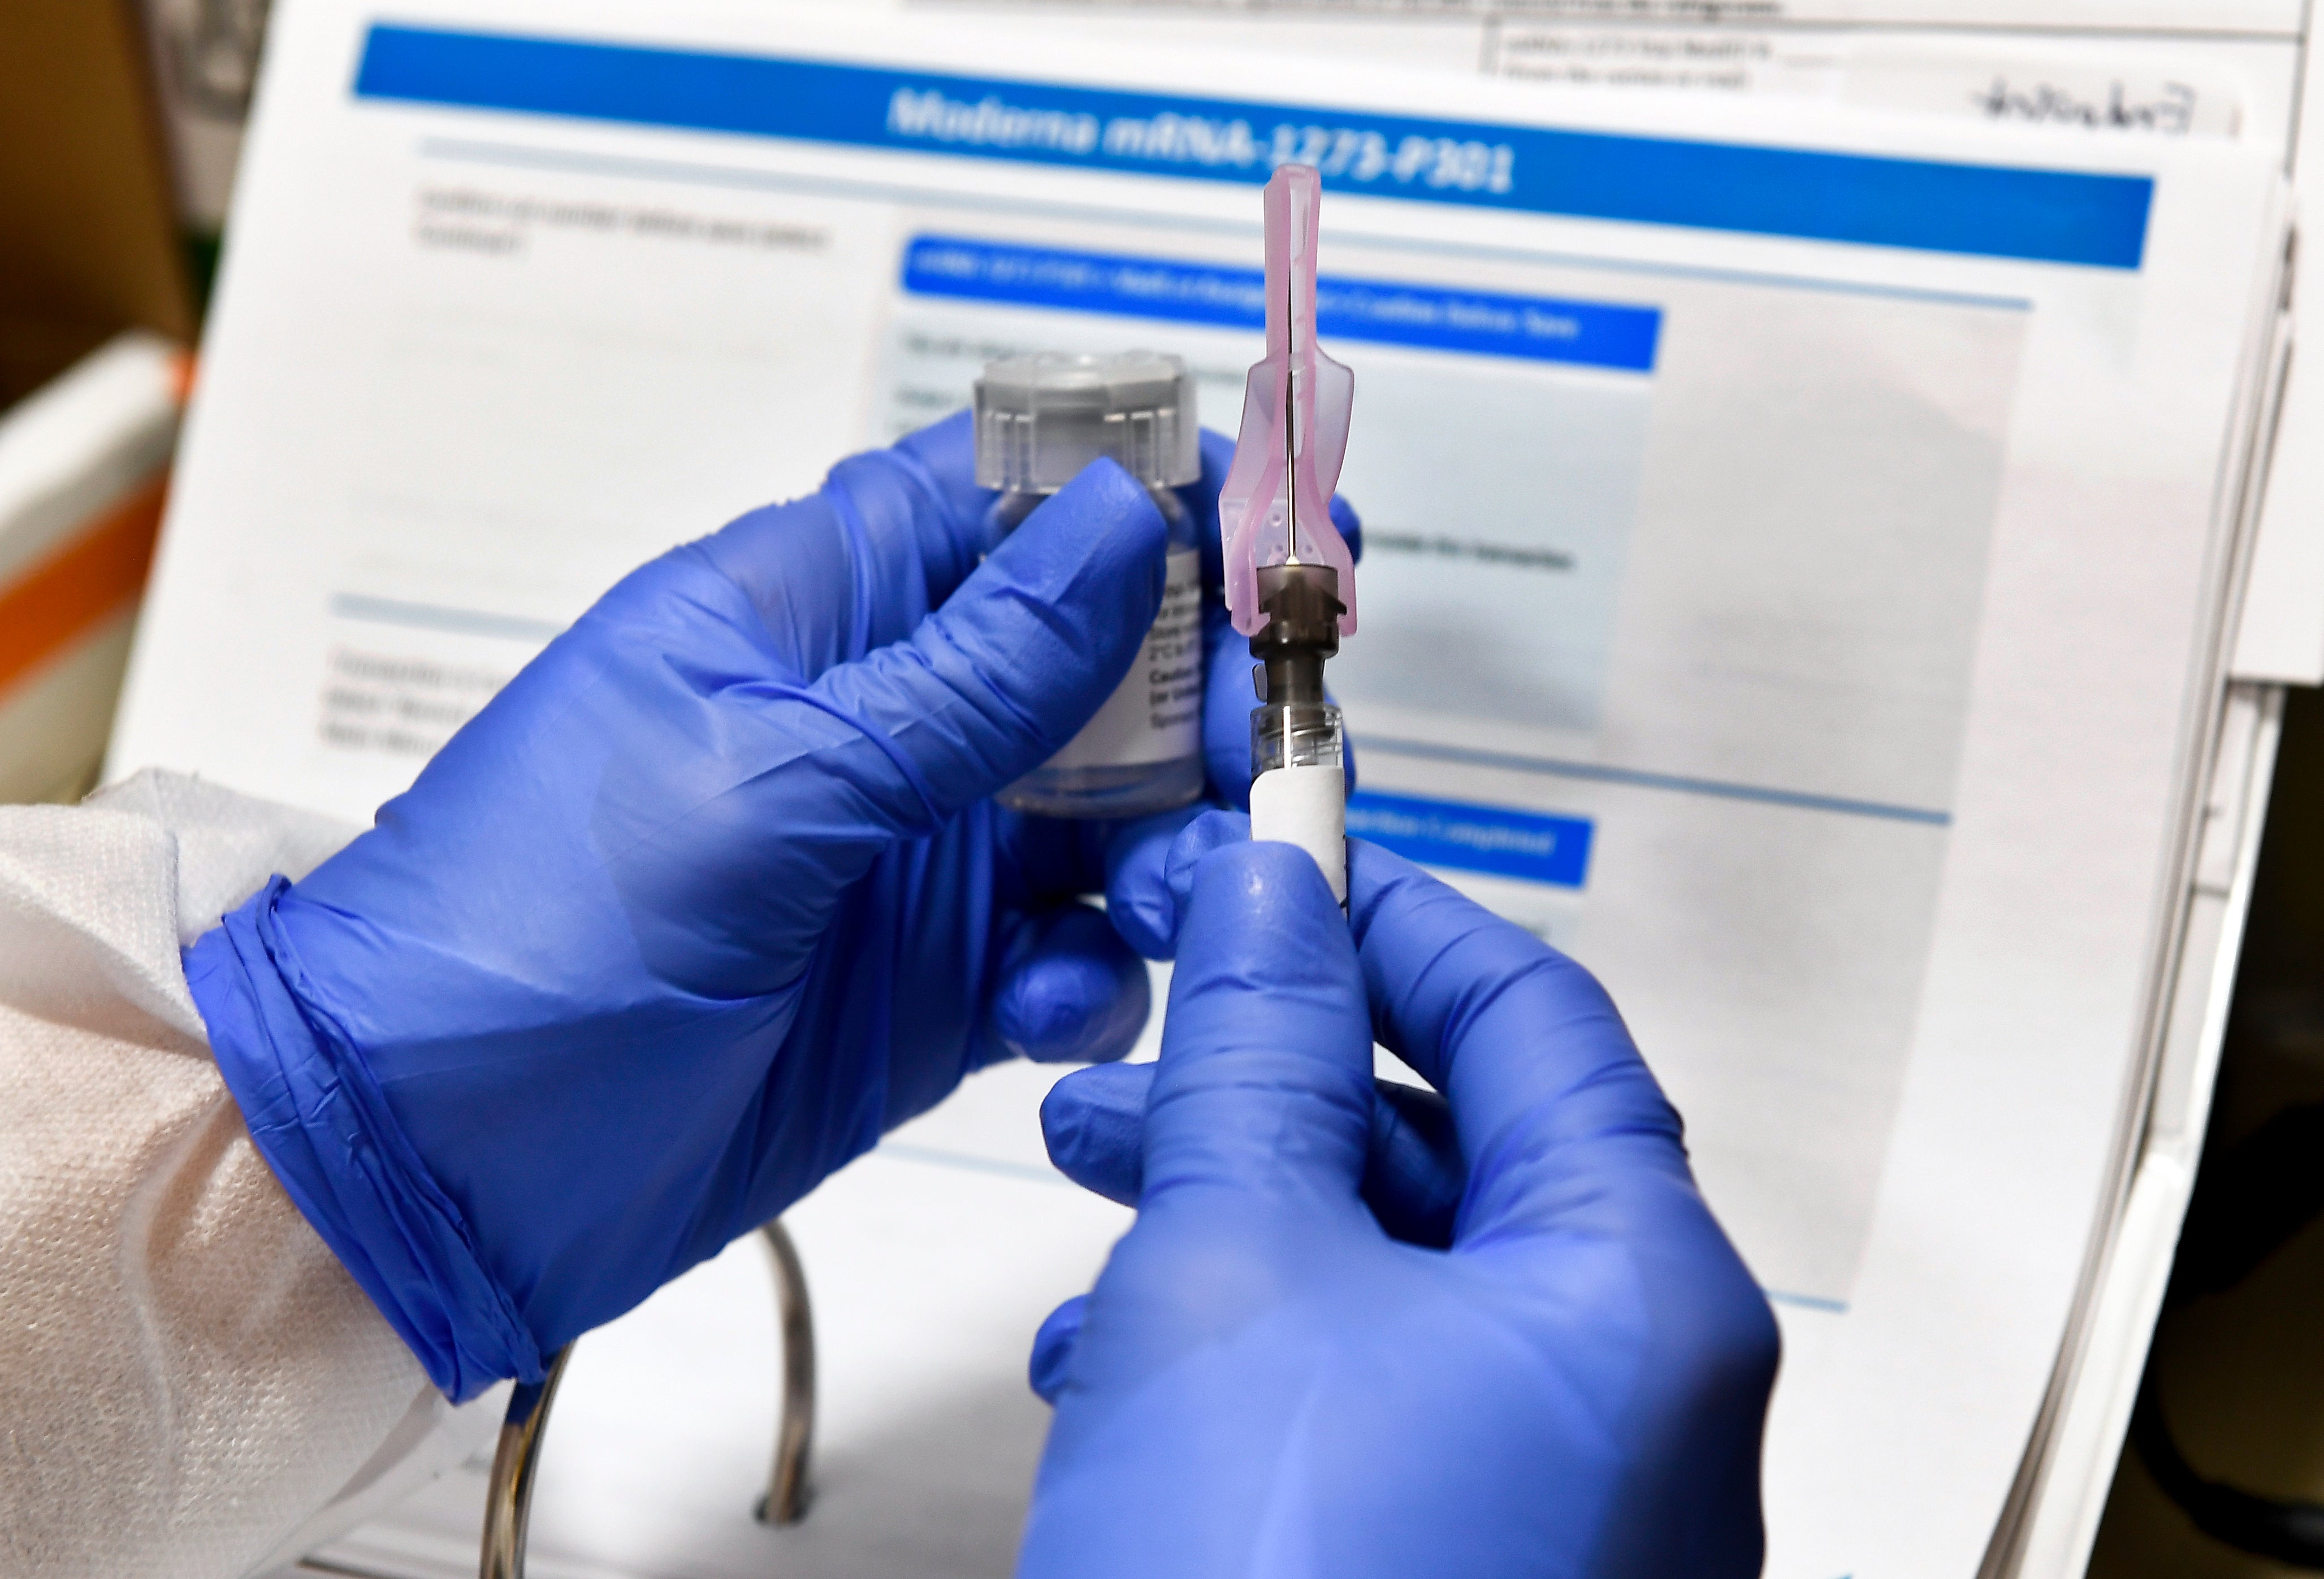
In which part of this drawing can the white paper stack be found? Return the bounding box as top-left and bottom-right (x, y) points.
(0, 333), (181, 804)
(123, 3), (2310, 1576)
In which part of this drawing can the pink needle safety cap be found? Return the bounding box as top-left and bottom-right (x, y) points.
(1221, 163), (1357, 638)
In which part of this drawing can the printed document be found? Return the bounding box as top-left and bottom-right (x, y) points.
(111, 4), (2290, 1576)
(914, 0), (2324, 682)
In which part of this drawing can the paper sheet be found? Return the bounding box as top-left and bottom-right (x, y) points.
(907, 0), (2324, 683)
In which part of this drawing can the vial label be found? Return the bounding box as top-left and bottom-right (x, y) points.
(1047, 548), (1203, 770)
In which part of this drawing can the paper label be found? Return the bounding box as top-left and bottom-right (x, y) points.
(1249, 762), (1348, 904)
(1047, 548), (1202, 770)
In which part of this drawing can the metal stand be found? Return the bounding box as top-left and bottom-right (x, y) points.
(477, 1219), (817, 1578)
(757, 1218), (817, 1525)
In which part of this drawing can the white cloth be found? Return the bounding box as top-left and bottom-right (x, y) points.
(0, 770), (487, 1579)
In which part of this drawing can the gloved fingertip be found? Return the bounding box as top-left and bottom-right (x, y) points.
(1192, 428), (1236, 591)
(1194, 427), (1236, 515)
(1101, 805), (1208, 960)
(1029, 1294), (1089, 1404)
(1166, 810), (1249, 922)
(1041, 1061), (1152, 1205)
(992, 906), (1152, 1065)
(1329, 495), (1362, 563)
(1025, 456), (1169, 571)
(889, 409), (987, 513)
(1106, 881), (1179, 963)
(1201, 614), (1255, 810)
(1099, 808), (1248, 961)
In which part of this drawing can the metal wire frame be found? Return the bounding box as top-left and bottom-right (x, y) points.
(478, 1219), (816, 1579)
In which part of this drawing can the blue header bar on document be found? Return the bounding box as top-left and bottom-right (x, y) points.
(1345, 791), (1594, 888)
(355, 25), (2154, 270)
(903, 236), (1661, 370)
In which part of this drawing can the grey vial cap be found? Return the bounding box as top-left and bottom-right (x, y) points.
(974, 351), (1201, 493)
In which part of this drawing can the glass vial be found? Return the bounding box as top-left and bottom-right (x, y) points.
(974, 352), (1205, 818)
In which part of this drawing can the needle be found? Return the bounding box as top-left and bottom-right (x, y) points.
(1284, 253), (1301, 566)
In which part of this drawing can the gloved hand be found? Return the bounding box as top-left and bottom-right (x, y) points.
(183, 414), (1349, 1400)
(1020, 825), (1780, 1577)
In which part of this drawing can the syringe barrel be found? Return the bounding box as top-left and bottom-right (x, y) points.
(1247, 562), (1348, 903)
(1250, 699), (1343, 778)
(1248, 701), (1347, 904)
(1247, 561), (1345, 777)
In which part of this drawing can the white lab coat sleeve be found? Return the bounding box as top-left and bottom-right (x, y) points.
(0, 769), (497, 1579)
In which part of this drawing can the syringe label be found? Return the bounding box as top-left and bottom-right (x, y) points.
(1046, 548), (1203, 770)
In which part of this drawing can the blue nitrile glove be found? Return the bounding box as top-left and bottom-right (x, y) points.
(1018, 828), (1780, 1577)
(181, 413), (1347, 1401)
(1040, 1059), (1466, 1255)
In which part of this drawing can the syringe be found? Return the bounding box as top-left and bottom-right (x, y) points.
(1219, 164), (1356, 903)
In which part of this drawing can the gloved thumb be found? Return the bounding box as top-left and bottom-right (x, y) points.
(804, 458), (1167, 835)
(1141, 841), (1375, 1210)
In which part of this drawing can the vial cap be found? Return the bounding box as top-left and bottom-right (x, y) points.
(974, 351), (1201, 493)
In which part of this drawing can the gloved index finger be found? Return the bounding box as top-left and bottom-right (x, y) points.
(1345, 840), (1682, 1183)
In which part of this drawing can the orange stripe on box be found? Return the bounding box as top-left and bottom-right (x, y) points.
(0, 472), (170, 699)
